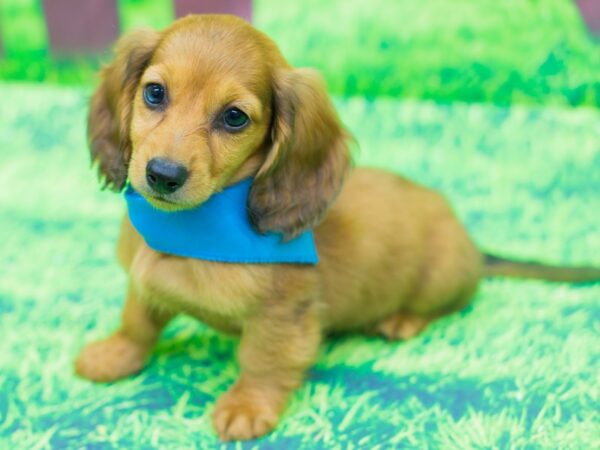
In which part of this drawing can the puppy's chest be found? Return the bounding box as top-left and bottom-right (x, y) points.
(128, 243), (269, 330)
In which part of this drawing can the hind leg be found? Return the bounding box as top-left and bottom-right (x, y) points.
(374, 216), (481, 340)
(372, 273), (477, 342)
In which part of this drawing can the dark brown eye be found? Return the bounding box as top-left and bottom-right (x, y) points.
(143, 83), (166, 107)
(222, 107), (249, 131)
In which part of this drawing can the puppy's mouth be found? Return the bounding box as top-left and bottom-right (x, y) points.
(130, 178), (215, 212)
(148, 194), (176, 204)
(144, 193), (187, 211)
(131, 184), (185, 210)
(142, 189), (211, 212)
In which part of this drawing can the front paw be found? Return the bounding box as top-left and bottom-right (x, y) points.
(212, 386), (282, 441)
(75, 332), (148, 382)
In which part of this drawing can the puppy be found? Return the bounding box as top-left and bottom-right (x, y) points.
(76, 15), (600, 441)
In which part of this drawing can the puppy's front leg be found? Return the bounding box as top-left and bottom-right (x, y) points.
(213, 296), (321, 441)
(75, 284), (173, 382)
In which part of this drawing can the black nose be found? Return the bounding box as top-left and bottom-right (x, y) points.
(146, 158), (189, 195)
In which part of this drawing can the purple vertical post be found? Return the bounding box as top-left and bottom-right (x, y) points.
(576, 0), (600, 35)
(42, 0), (120, 54)
(174, 0), (252, 22)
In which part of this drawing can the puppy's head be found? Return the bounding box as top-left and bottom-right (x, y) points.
(89, 15), (351, 238)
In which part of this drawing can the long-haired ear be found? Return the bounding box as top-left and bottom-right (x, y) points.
(248, 68), (352, 239)
(87, 29), (160, 191)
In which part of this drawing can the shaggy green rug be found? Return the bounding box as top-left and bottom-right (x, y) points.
(0, 83), (598, 449)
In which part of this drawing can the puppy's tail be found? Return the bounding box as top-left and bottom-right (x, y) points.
(483, 253), (600, 283)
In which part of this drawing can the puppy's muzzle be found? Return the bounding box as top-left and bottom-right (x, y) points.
(146, 157), (189, 195)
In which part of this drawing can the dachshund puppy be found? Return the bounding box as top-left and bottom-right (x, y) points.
(75, 15), (600, 441)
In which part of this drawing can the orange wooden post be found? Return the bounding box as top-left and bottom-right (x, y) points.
(42, 0), (120, 54)
(174, 0), (252, 22)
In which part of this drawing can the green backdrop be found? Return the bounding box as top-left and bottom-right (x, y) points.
(1, 1), (599, 449)
(0, 0), (599, 107)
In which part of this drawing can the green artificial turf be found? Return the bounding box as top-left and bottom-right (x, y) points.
(1, 0), (599, 448)
(1, 83), (599, 449)
(1, 0), (599, 107)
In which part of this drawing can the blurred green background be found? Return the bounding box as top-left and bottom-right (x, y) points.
(1, 0), (599, 106)
(1, 1), (599, 449)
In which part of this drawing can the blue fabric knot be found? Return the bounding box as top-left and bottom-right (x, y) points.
(124, 178), (319, 265)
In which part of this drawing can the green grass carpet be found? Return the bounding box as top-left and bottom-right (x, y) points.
(0, 83), (598, 449)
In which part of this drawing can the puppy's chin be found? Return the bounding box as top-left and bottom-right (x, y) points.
(138, 188), (214, 212)
(142, 193), (208, 212)
(145, 196), (187, 212)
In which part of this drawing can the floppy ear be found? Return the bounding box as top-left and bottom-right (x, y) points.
(87, 29), (160, 191)
(248, 68), (352, 239)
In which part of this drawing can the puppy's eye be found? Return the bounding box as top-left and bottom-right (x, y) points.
(222, 107), (249, 131)
(143, 83), (166, 107)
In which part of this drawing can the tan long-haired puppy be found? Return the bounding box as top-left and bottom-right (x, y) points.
(75, 15), (600, 441)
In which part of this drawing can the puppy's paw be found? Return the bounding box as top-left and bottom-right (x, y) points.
(75, 332), (147, 382)
(212, 388), (280, 441)
(376, 313), (430, 340)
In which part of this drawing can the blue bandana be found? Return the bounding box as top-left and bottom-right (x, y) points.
(124, 179), (319, 265)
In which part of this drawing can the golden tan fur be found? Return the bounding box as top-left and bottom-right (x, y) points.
(76, 15), (482, 440)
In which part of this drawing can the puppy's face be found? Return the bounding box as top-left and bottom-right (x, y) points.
(128, 19), (274, 210)
(89, 15), (351, 238)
